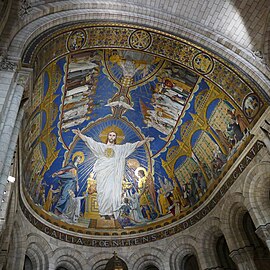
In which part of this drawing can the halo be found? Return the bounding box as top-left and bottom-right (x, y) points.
(99, 125), (125, 144)
(72, 151), (85, 164)
(127, 159), (140, 169)
(135, 167), (147, 178)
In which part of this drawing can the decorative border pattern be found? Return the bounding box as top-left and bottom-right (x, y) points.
(21, 23), (267, 112)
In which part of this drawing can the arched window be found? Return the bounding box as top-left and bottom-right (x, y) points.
(243, 212), (270, 270)
(216, 235), (237, 269)
(182, 255), (199, 270)
(144, 266), (159, 270)
(23, 255), (33, 270)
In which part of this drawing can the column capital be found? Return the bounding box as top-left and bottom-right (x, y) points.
(19, 0), (33, 19)
(256, 223), (270, 242)
(0, 53), (17, 71)
(16, 72), (30, 88)
(230, 246), (254, 263)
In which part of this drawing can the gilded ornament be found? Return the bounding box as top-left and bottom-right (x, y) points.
(129, 30), (152, 50)
(67, 29), (86, 51)
(193, 53), (214, 75)
(104, 147), (115, 158)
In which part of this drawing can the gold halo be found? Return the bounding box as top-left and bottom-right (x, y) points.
(127, 159), (140, 169)
(135, 167), (147, 178)
(99, 125), (125, 144)
(72, 151), (85, 164)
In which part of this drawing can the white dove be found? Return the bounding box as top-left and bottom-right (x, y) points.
(105, 96), (134, 110)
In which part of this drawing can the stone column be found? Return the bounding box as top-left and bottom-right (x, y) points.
(256, 223), (270, 252)
(0, 71), (29, 208)
(230, 246), (257, 270)
(199, 254), (224, 270)
(0, 54), (16, 126)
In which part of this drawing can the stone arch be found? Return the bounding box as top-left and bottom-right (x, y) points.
(128, 247), (166, 270)
(52, 247), (87, 270)
(26, 233), (53, 256)
(3, 0), (263, 56)
(24, 233), (52, 270)
(168, 235), (199, 270)
(263, 8), (270, 66)
(2, 1), (231, 56)
(2, 1), (269, 98)
(243, 162), (270, 227)
(196, 217), (223, 269)
(220, 192), (250, 250)
(25, 242), (49, 270)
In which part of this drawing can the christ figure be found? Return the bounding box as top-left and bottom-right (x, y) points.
(72, 129), (153, 219)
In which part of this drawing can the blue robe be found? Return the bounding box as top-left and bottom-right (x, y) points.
(54, 163), (78, 214)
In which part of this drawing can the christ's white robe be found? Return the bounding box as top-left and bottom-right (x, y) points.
(84, 137), (139, 218)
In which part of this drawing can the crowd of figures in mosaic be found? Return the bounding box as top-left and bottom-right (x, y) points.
(21, 26), (266, 232)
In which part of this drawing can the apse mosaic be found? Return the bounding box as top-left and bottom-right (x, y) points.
(21, 25), (267, 234)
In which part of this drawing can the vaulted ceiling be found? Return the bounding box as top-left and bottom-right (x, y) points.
(1, 0), (270, 243)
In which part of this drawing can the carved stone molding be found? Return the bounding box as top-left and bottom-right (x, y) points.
(19, 0), (32, 19)
(260, 120), (270, 153)
(17, 73), (29, 88)
(256, 223), (270, 243)
(250, 50), (270, 71)
(230, 246), (256, 270)
(0, 54), (17, 71)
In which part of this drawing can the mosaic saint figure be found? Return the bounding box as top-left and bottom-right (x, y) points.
(72, 128), (153, 219)
(44, 184), (60, 212)
(52, 155), (83, 216)
(64, 190), (87, 223)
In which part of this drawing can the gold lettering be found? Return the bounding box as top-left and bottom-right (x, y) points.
(76, 238), (83, 245)
(112, 240), (119, 246)
(51, 230), (57, 238)
(233, 171), (239, 179)
(142, 237), (149, 243)
(249, 147), (256, 156)
(245, 155), (252, 163)
(134, 238), (140, 245)
(257, 140), (265, 149)
(239, 163), (245, 172)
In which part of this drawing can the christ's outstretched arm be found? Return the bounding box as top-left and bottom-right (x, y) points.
(136, 137), (154, 148)
(72, 129), (87, 141)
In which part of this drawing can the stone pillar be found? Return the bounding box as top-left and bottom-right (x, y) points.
(0, 251), (8, 270)
(230, 246), (257, 270)
(256, 223), (270, 252)
(0, 71), (29, 208)
(0, 54), (16, 125)
(199, 255), (224, 270)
